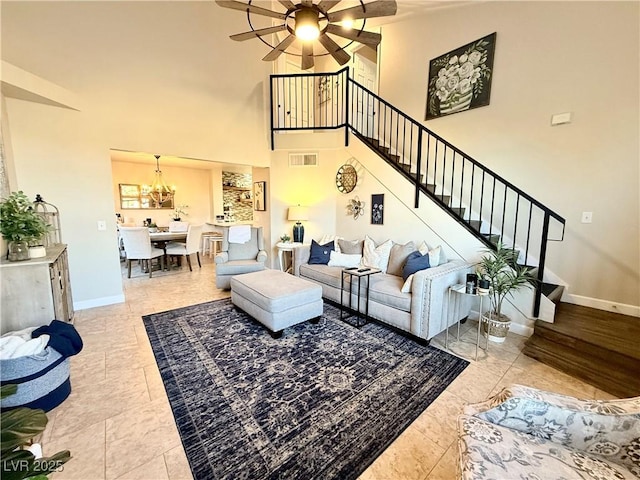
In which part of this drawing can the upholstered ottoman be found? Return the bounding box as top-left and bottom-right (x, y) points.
(230, 269), (323, 337)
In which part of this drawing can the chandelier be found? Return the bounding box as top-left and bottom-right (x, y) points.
(142, 155), (175, 208)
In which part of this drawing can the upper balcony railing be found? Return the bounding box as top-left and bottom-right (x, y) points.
(270, 68), (565, 317)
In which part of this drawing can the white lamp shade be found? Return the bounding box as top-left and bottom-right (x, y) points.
(288, 206), (308, 221)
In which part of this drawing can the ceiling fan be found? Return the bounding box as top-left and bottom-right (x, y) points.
(215, 0), (398, 70)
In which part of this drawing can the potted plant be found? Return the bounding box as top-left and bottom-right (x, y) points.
(171, 204), (189, 221)
(147, 222), (158, 233)
(280, 233), (291, 243)
(1, 384), (71, 479)
(476, 241), (536, 343)
(0, 191), (49, 261)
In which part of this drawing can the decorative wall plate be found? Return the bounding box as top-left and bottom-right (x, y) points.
(336, 164), (357, 193)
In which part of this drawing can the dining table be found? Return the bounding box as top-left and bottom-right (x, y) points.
(149, 231), (187, 269)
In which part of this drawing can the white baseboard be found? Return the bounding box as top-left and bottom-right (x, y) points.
(562, 293), (640, 318)
(74, 294), (125, 311)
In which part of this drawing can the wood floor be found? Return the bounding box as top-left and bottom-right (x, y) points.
(523, 302), (640, 398)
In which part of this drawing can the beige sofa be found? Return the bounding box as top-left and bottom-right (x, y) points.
(293, 241), (472, 343)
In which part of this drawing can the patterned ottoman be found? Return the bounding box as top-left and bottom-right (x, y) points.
(230, 269), (323, 337)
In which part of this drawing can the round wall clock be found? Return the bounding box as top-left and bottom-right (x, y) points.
(335, 164), (358, 194)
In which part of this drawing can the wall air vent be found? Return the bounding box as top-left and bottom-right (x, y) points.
(289, 153), (318, 167)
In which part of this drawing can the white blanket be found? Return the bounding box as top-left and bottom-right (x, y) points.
(0, 328), (50, 359)
(228, 225), (251, 244)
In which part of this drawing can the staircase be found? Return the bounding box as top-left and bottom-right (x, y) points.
(270, 67), (566, 319)
(523, 303), (640, 398)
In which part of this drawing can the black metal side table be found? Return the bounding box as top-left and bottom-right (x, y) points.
(340, 267), (381, 327)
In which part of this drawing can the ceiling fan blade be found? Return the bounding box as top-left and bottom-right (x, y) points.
(327, 0), (397, 22)
(317, 0), (342, 13)
(230, 24), (287, 41)
(215, 0), (287, 20)
(325, 24), (381, 46)
(278, 0), (296, 10)
(262, 34), (296, 61)
(317, 33), (351, 65)
(301, 43), (314, 70)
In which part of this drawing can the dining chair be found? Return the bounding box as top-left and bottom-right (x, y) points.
(169, 221), (189, 233)
(118, 227), (165, 278)
(165, 224), (204, 271)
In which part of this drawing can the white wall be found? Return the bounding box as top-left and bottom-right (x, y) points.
(111, 160), (212, 227)
(2, 2), (273, 308)
(378, 1), (640, 309)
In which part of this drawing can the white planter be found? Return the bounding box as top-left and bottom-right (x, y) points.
(28, 246), (47, 259)
(482, 312), (511, 343)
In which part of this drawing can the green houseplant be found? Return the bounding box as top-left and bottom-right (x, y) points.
(0, 192), (49, 261)
(1, 385), (71, 480)
(476, 241), (536, 342)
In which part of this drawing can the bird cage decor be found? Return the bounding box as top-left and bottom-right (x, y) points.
(32, 194), (61, 247)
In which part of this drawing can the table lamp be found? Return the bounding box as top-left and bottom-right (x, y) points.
(288, 206), (308, 243)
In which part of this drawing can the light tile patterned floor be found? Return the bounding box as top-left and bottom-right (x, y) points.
(45, 256), (615, 480)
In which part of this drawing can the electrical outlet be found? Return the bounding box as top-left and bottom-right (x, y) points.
(581, 212), (593, 224)
(97, 220), (107, 231)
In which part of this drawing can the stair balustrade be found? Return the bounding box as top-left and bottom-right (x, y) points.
(270, 68), (566, 317)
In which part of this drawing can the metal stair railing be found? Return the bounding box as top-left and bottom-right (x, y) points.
(270, 68), (566, 317)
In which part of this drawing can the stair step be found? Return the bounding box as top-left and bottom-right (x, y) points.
(523, 303), (640, 397)
(542, 283), (564, 302)
(450, 207), (466, 217)
(482, 233), (501, 244)
(468, 219), (482, 231)
(424, 183), (437, 193)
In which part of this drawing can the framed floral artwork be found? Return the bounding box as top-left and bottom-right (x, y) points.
(425, 32), (496, 120)
(371, 194), (384, 225)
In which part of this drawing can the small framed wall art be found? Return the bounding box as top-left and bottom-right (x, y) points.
(253, 181), (266, 211)
(371, 194), (384, 225)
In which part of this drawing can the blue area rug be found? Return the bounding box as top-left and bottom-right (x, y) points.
(143, 298), (468, 480)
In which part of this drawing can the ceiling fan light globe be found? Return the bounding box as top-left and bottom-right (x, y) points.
(295, 8), (320, 41)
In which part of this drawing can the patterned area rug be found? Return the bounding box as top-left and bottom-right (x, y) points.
(143, 298), (468, 480)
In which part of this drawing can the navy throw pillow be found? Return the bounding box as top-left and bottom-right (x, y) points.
(309, 240), (335, 265)
(402, 250), (430, 281)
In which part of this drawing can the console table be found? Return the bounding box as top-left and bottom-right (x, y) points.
(0, 244), (74, 334)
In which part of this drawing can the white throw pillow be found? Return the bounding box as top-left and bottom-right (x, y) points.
(418, 241), (447, 267)
(320, 234), (343, 253)
(401, 274), (414, 293)
(361, 236), (393, 272)
(327, 251), (362, 268)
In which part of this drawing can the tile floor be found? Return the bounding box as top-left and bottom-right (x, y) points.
(44, 255), (616, 480)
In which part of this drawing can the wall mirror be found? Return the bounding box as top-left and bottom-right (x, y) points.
(119, 184), (174, 209)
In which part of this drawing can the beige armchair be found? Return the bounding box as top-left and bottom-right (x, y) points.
(215, 226), (267, 289)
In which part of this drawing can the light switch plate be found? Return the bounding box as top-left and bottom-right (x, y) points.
(551, 112), (572, 126)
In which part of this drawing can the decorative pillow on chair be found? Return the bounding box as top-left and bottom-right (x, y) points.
(328, 251), (362, 268)
(386, 241), (415, 277)
(309, 240), (335, 265)
(361, 236), (393, 272)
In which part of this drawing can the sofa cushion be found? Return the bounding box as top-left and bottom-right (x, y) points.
(309, 240), (334, 265)
(368, 274), (411, 312)
(299, 264), (346, 289)
(458, 414), (637, 480)
(386, 241), (415, 277)
(338, 238), (364, 255)
(362, 236), (393, 272)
